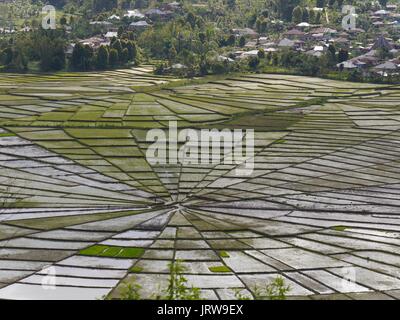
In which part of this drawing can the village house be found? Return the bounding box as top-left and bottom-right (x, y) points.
(284, 29), (306, 40)
(373, 60), (399, 76)
(278, 38), (296, 48)
(124, 10), (145, 20)
(79, 36), (110, 50)
(108, 14), (120, 21)
(129, 20), (151, 30)
(232, 28), (258, 39)
(104, 31), (118, 40)
(160, 2), (182, 11)
(145, 8), (173, 21)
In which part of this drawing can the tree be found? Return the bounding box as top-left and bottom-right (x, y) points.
(109, 48), (119, 67)
(118, 26), (124, 38)
(248, 56), (260, 70)
(326, 44), (337, 66)
(71, 43), (85, 70)
(292, 6), (303, 24)
(112, 39), (123, 56)
(302, 8), (309, 22)
(315, 11), (322, 24)
(226, 34), (236, 46)
(93, 0), (118, 13)
(126, 41), (139, 63)
(186, 12), (197, 29)
(96, 45), (109, 69)
(0, 48), (13, 66)
(239, 36), (246, 47)
(70, 43), (93, 71)
(273, 0), (301, 21)
(378, 0), (388, 8)
(121, 48), (129, 64)
(227, 0), (236, 9)
(60, 16), (67, 26)
(338, 49), (349, 63)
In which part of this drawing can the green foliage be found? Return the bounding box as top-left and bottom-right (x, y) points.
(112, 260), (203, 300)
(218, 250), (230, 258)
(71, 43), (93, 71)
(292, 6), (303, 24)
(79, 245), (145, 258)
(36, 30), (66, 72)
(109, 48), (119, 67)
(129, 266), (143, 273)
(208, 265), (232, 273)
(96, 45), (109, 69)
(0, 132), (16, 137)
(248, 56), (260, 70)
(92, 0), (118, 13)
(239, 36), (246, 47)
(332, 225), (347, 232)
(118, 281), (142, 300)
(234, 289), (252, 300)
(164, 260), (202, 300)
(253, 276), (291, 300)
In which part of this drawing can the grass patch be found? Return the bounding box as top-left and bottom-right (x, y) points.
(129, 266), (144, 273)
(274, 139), (286, 144)
(209, 265), (232, 273)
(218, 251), (230, 258)
(118, 247), (145, 258)
(331, 226), (347, 232)
(80, 245), (109, 256)
(0, 132), (16, 137)
(79, 245), (145, 258)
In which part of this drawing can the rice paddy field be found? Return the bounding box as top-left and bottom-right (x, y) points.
(1, 66), (400, 300)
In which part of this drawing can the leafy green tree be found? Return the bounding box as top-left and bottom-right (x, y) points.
(338, 49), (349, 63)
(239, 36), (246, 47)
(327, 44), (337, 66)
(273, 0), (301, 21)
(0, 48), (13, 66)
(302, 8), (309, 22)
(93, 0), (118, 13)
(226, 34), (236, 46)
(71, 43), (93, 71)
(96, 45), (109, 69)
(292, 6), (303, 24)
(248, 56), (260, 70)
(226, 0), (236, 9)
(121, 48), (129, 64)
(378, 0), (387, 8)
(60, 16), (67, 26)
(109, 48), (119, 67)
(112, 39), (123, 56)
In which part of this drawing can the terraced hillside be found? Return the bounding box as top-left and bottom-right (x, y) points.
(0, 67), (400, 300)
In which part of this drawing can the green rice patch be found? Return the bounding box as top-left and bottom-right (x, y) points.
(129, 266), (144, 273)
(218, 251), (230, 258)
(80, 245), (145, 258)
(80, 245), (109, 256)
(209, 265), (232, 273)
(79, 244), (144, 258)
(118, 247), (145, 258)
(331, 226), (347, 232)
(0, 132), (16, 137)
